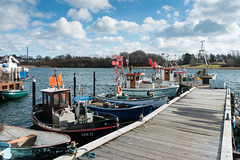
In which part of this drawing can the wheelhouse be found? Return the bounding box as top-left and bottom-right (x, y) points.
(41, 88), (72, 123)
(125, 73), (145, 89)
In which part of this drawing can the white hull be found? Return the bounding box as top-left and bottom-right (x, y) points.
(122, 85), (179, 97)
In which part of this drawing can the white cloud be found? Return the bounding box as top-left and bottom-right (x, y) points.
(50, 17), (86, 39)
(67, 8), (92, 22)
(55, 45), (63, 50)
(113, 41), (142, 53)
(91, 36), (124, 43)
(0, 2), (30, 31)
(184, 0), (191, 6)
(29, 11), (55, 19)
(65, 0), (112, 13)
(87, 16), (139, 34)
(162, 5), (174, 12)
(141, 36), (150, 41)
(142, 17), (169, 32)
(117, 0), (137, 2)
(174, 11), (179, 17)
(156, 10), (161, 14)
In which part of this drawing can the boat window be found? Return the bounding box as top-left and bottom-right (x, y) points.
(66, 92), (69, 104)
(43, 93), (47, 104)
(136, 75), (139, 81)
(48, 95), (51, 105)
(54, 94), (59, 105)
(61, 93), (66, 105)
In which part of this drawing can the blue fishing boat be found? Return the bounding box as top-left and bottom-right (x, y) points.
(85, 98), (153, 122)
(74, 95), (154, 122)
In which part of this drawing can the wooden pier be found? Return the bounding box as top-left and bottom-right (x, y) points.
(56, 87), (232, 160)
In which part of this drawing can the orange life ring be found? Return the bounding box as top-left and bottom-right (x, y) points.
(117, 86), (122, 94)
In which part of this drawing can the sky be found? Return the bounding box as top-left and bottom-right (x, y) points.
(0, 0), (240, 60)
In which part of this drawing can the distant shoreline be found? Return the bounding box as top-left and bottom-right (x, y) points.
(21, 65), (240, 70)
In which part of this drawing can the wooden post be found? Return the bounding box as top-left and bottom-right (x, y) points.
(32, 76), (36, 107)
(74, 73), (76, 98)
(93, 72), (96, 97)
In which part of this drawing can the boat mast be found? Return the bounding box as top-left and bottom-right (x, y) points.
(54, 67), (59, 89)
(126, 53), (129, 72)
(199, 40), (208, 67)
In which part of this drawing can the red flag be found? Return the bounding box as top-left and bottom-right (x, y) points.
(49, 76), (57, 88)
(57, 73), (62, 86)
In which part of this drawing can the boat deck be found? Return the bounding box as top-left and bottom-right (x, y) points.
(56, 87), (231, 160)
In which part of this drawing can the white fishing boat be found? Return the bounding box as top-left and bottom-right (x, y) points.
(1, 56), (29, 80)
(112, 55), (179, 98)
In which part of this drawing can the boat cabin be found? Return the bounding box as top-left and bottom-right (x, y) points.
(41, 88), (75, 126)
(0, 81), (23, 91)
(160, 68), (176, 81)
(125, 73), (145, 89)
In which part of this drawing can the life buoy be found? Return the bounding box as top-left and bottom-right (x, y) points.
(117, 86), (122, 94)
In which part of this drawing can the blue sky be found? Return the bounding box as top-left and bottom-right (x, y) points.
(0, 0), (239, 60)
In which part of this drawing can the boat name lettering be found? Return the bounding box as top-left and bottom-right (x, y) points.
(81, 132), (94, 137)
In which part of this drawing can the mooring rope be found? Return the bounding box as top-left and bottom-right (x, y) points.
(68, 147), (97, 160)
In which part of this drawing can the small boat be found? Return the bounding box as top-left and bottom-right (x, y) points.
(81, 97), (153, 122)
(0, 141), (12, 160)
(96, 93), (168, 108)
(31, 70), (119, 145)
(0, 124), (70, 159)
(0, 81), (28, 101)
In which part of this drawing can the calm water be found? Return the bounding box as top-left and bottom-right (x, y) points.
(1, 67), (240, 147)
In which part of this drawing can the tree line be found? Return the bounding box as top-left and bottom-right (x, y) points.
(179, 50), (240, 67)
(16, 50), (166, 68)
(2, 50), (240, 67)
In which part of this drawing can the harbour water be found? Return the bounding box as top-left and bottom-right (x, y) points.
(1, 67), (240, 148)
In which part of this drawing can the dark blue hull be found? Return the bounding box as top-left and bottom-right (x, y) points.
(87, 104), (153, 122)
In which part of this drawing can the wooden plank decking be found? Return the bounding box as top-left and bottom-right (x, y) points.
(86, 88), (226, 160)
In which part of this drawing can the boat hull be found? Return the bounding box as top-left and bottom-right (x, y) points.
(31, 104), (119, 145)
(87, 104), (153, 122)
(0, 124), (70, 160)
(0, 90), (28, 100)
(122, 85), (179, 97)
(99, 95), (168, 108)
